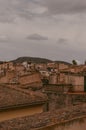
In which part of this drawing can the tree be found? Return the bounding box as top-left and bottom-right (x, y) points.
(84, 60), (86, 65)
(72, 60), (77, 65)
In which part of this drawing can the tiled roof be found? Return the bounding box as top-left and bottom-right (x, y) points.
(0, 85), (47, 110)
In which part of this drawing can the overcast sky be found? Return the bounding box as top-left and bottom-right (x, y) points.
(0, 0), (86, 63)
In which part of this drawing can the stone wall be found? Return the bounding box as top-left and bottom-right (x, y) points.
(19, 73), (42, 85)
(1, 104), (86, 130)
(0, 71), (15, 84)
(0, 105), (43, 122)
(64, 74), (84, 92)
(46, 93), (86, 111)
(49, 74), (58, 84)
(58, 63), (70, 70)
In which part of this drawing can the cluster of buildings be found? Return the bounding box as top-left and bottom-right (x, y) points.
(0, 60), (86, 128)
(34, 61), (86, 93)
(0, 61), (42, 86)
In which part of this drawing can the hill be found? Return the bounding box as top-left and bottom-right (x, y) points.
(55, 61), (72, 65)
(12, 57), (52, 63)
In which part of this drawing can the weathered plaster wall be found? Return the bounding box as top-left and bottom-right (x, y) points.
(0, 71), (15, 84)
(0, 105), (43, 122)
(58, 63), (70, 70)
(40, 117), (86, 130)
(49, 74), (58, 84)
(19, 73), (41, 85)
(46, 93), (86, 111)
(1, 104), (86, 130)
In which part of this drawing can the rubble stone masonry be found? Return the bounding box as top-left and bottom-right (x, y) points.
(19, 73), (41, 85)
(0, 104), (86, 130)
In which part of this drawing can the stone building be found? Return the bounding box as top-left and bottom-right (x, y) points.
(0, 62), (15, 71)
(55, 61), (72, 70)
(0, 65), (42, 88)
(19, 72), (42, 87)
(0, 85), (48, 122)
(49, 74), (58, 84)
(58, 64), (86, 92)
(35, 63), (47, 71)
(0, 70), (16, 84)
(63, 73), (84, 92)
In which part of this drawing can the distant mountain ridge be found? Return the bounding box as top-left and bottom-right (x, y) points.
(55, 61), (72, 65)
(11, 56), (71, 64)
(12, 57), (52, 63)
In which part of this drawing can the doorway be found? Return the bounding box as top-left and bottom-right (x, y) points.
(84, 76), (86, 92)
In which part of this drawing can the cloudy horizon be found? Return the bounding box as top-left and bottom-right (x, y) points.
(0, 0), (86, 63)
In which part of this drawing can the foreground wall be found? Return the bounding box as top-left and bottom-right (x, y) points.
(0, 105), (43, 122)
(40, 117), (86, 130)
(46, 93), (86, 111)
(0, 104), (86, 130)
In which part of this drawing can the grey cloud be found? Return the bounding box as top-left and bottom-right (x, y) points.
(0, 0), (86, 64)
(42, 0), (86, 14)
(0, 35), (9, 42)
(0, 0), (47, 23)
(26, 34), (48, 40)
(0, 0), (32, 22)
(57, 38), (68, 45)
(0, 0), (86, 23)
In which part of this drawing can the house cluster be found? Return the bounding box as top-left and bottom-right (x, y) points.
(0, 85), (48, 122)
(0, 61), (48, 122)
(0, 61), (42, 87)
(0, 60), (86, 125)
(37, 62), (86, 93)
(0, 61), (86, 92)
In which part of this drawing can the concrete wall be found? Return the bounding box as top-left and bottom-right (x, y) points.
(65, 75), (84, 92)
(0, 71), (42, 85)
(0, 62), (14, 70)
(35, 63), (47, 70)
(40, 117), (86, 130)
(47, 63), (70, 70)
(46, 93), (86, 111)
(59, 73), (65, 83)
(49, 74), (58, 84)
(58, 63), (70, 70)
(19, 73), (41, 85)
(15, 65), (24, 72)
(0, 105), (43, 122)
(0, 71), (15, 84)
(1, 104), (86, 130)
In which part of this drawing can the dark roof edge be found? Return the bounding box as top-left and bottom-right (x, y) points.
(0, 100), (47, 112)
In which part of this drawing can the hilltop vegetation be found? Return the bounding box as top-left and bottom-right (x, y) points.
(0, 56), (71, 65)
(12, 57), (52, 63)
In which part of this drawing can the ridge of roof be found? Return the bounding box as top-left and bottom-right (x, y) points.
(0, 85), (47, 110)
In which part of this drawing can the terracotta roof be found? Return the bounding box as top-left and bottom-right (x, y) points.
(0, 85), (47, 111)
